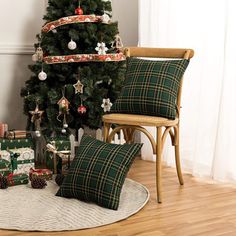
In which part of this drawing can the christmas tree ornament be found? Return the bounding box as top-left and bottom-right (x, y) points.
(111, 34), (124, 52)
(68, 39), (77, 50)
(73, 80), (84, 94)
(95, 42), (108, 55)
(101, 13), (110, 24)
(29, 102), (44, 136)
(61, 128), (67, 134)
(55, 174), (65, 186)
(57, 88), (70, 133)
(32, 46), (44, 62)
(101, 98), (113, 112)
(35, 130), (41, 137)
(78, 104), (87, 114)
(31, 177), (47, 189)
(38, 69), (47, 81)
(57, 97), (70, 115)
(0, 175), (8, 189)
(63, 123), (68, 128)
(75, 1), (83, 15)
(62, 115), (68, 132)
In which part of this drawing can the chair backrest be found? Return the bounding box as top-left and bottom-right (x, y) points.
(123, 47), (194, 118)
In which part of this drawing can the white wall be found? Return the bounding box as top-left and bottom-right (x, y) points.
(0, 0), (138, 130)
(0, 0), (46, 129)
(112, 0), (139, 46)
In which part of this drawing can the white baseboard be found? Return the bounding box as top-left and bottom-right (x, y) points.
(0, 44), (34, 55)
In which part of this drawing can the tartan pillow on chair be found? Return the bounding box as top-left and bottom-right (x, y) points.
(111, 57), (190, 119)
(56, 135), (142, 210)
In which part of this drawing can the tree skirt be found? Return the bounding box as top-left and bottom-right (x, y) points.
(0, 178), (149, 232)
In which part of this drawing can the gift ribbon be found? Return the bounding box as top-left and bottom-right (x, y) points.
(30, 168), (51, 174)
(7, 173), (15, 186)
(10, 152), (20, 171)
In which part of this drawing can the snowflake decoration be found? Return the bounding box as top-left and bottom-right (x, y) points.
(95, 42), (108, 55)
(101, 98), (113, 112)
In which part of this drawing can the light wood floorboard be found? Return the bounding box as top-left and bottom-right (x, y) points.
(1, 160), (236, 236)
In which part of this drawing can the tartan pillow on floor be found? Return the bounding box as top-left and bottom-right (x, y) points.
(56, 135), (142, 210)
(111, 57), (190, 119)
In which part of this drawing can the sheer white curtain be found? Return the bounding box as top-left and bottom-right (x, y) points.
(139, 0), (236, 182)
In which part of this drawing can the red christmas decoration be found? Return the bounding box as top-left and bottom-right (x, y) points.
(78, 105), (87, 114)
(75, 7), (83, 15)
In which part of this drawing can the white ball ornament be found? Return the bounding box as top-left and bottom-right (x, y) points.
(68, 39), (77, 50)
(63, 123), (68, 128)
(35, 130), (41, 137)
(61, 128), (67, 134)
(38, 70), (47, 81)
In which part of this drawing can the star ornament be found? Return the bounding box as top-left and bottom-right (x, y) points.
(29, 104), (44, 123)
(73, 80), (84, 94)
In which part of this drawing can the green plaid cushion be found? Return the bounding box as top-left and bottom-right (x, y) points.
(111, 57), (190, 119)
(56, 135), (142, 210)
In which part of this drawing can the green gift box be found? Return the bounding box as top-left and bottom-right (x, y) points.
(0, 159), (12, 176)
(0, 138), (34, 150)
(0, 150), (12, 176)
(7, 173), (29, 186)
(9, 148), (35, 174)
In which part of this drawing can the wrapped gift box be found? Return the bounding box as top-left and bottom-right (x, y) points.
(0, 159), (12, 176)
(0, 123), (8, 138)
(29, 168), (52, 181)
(7, 173), (29, 186)
(0, 138), (34, 150)
(0, 150), (11, 162)
(10, 148), (35, 174)
(0, 150), (12, 176)
(5, 130), (30, 139)
(45, 137), (71, 173)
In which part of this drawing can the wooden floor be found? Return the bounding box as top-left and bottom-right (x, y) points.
(2, 160), (236, 236)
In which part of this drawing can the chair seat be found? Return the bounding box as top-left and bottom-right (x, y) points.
(103, 113), (179, 127)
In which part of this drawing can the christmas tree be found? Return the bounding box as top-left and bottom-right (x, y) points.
(21, 0), (126, 137)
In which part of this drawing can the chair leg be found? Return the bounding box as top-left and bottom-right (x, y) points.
(174, 125), (184, 185)
(103, 122), (111, 142)
(156, 127), (163, 203)
(122, 127), (135, 144)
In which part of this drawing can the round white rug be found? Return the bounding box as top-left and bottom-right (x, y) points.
(0, 178), (149, 232)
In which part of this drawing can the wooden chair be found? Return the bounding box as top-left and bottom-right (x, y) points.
(102, 47), (194, 203)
